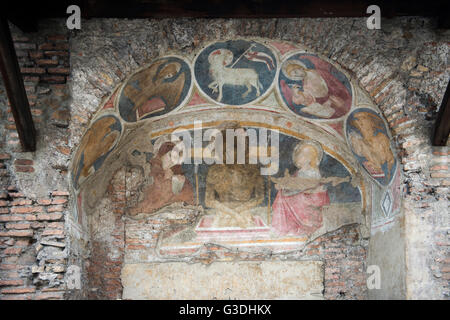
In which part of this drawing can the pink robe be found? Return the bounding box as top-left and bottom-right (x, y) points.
(271, 170), (330, 236)
(280, 55), (351, 118)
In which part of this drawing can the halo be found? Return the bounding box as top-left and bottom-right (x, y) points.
(153, 135), (171, 154)
(208, 48), (234, 65)
(281, 59), (308, 80)
(292, 140), (324, 164)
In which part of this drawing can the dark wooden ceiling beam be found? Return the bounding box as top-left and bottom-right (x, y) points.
(432, 80), (450, 146)
(7, 16), (38, 33)
(0, 18), (36, 152)
(3, 0), (450, 20)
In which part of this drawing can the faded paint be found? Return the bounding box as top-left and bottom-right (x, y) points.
(121, 261), (324, 299)
(70, 38), (405, 300)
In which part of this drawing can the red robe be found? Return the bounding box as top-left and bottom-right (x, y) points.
(271, 170), (330, 236)
(128, 157), (194, 215)
(280, 55), (351, 118)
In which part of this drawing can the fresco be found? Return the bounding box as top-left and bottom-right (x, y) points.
(346, 108), (396, 185)
(118, 56), (191, 122)
(72, 115), (122, 190)
(71, 38), (402, 256)
(194, 40), (277, 105)
(371, 165), (402, 231)
(271, 140), (350, 236)
(123, 128), (362, 254)
(278, 53), (352, 119)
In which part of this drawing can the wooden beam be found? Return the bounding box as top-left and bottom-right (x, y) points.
(432, 80), (450, 146)
(79, 0), (450, 19)
(0, 18), (36, 152)
(8, 16), (38, 33)
(3, 0), (450, 21)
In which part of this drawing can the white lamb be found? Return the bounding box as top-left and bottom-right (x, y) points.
(207, 49), (263, 102)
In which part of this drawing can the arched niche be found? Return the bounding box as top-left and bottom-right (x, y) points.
(70, 38), (403, 300)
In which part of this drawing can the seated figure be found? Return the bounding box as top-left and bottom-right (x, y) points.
(204, 128), (264, 228)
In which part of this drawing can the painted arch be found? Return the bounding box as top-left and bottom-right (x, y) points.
(70, 38), (401, 256)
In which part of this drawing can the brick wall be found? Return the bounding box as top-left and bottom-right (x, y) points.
(0, 20), (71, 300)
(0, 188), (68, 300)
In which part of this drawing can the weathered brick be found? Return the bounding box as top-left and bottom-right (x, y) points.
(0, 230), (33, 237)
(52, 191), (69, 196)
(36, 213), (63, 221)
(0, 294), (33, 300)
(36, 59), (59, 66)
(5, 124), (16, 130)
(46, 205), (64, 213)
(0, 279), (24, 286)
(2, 247), (22, 255)
(14, 43), (36, 50)
(430, 165), (448, 171)
(15, 166), (35, 173)
(14, 159), (33, 166)
(0, 264), (22, 270)
(442, 273), (450, 280)
(47, 34), (68, 41)
(35, 292), (64, 300)
(20, 67), (45, 75)
(431, 172), (450, 179)
(41, 286), (65, 292)
(37, 199), (52, 205)
(43, 50), (69, 57)
(30, 222), (45, 229)
(8, 192), (25, 198)
(0, 153), (11, 160)
(11, 206), (43, 214)
(51, 198), (67, 205)
(1, 287), (36, 294)
(39, 43), (69, 51)
(23, 77), (40, 85)
(47, 67), (70, 75)
(46, 222), (64, 229)
(440, 266), (450, 273)
(14, 239), (30, 247)
(5, 223), (31, 230)
(42, 229), (64, 236)
(40, 75), (66, 83)
(8, 139), (20, 146)
(28, 51), (44, 59)
(12, 35), (30, 42)
(10, 199), (33, 206)
(23, 214), (37, 221)
(0, 215), (23, 222)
